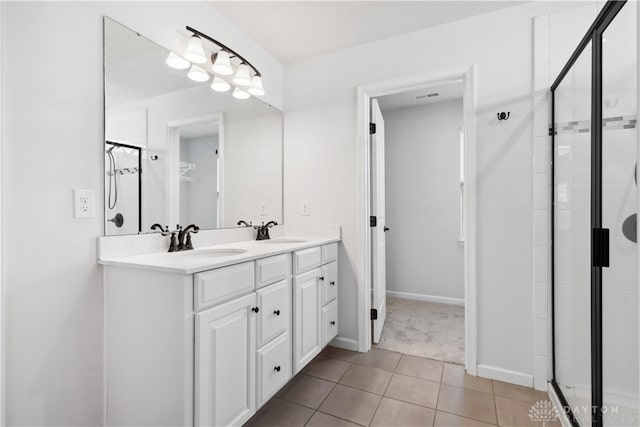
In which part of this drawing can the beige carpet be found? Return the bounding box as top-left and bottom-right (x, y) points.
(374, 297), (465, 364)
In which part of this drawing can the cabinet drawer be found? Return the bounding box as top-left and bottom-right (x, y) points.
(321, 261), (338, 306)
(322, 243), (338, 263)
(194, 262), (255, 311)
(255, 253), (291, 289)
(293, 247), (322, 274)
(257, 333), (291, 407)
(322, 299), (338, 347)
(256, 279), (291, 347)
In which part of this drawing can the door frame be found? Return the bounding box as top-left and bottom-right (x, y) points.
(355, 65), (478, 375)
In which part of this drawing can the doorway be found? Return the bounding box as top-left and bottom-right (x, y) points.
(370, 82), (466, 364)
(356, 66), (478, 374)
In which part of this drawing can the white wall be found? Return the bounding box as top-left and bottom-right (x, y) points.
(383, 100), (464, 300)
(0, 2), (283, 425)
(284, 1), (591, 376)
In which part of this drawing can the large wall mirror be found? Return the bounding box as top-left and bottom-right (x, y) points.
(104, 17), (283, 235)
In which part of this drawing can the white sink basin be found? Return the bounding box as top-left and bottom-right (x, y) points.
(259, 238), (308, 244)
(174, 248), (247, 259)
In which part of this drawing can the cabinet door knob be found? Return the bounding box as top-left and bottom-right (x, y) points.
(330, 321), (336, 326)
(251, 307), (260, 313)
(274, 365), (281, 372)
(319, 276), (325, 281)
(273, 309), (281, 316)
(330, 281), (336, 286)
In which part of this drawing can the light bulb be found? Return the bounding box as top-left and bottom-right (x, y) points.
(211, 76), (231, 92)
(232, 87), (250, 100)
(212, 51), (233, 76)
(187, 64), (209, 82)
(165, 52), (190, 70)
(248, 75), (265, 96)
(233, 63), (251, 87)
(184, 35), (207, 64)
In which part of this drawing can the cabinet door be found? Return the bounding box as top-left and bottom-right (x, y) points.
(322, 299), (339, 347)
(195, 293), (257, 427)
(321, 261), (338, 306)
(293, 268), (322, 372)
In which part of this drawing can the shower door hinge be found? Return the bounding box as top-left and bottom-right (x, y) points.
(592, 228), (610, 267)
(369, 123), (376, 134)
(370, 216), (377, 227)
(371, 308), (378, 320)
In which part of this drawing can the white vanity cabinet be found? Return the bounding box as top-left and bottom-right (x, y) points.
(293, 243), (339, 372)
(104, 239), (338, 427)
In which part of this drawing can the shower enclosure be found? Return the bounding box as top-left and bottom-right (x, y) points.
(552, 1), (638, 426)
(105, 141), (142, 235)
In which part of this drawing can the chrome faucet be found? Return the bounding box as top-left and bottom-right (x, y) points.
(254, 221), (278, 240)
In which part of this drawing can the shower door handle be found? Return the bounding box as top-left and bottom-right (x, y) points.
(384, 227), (390, 232)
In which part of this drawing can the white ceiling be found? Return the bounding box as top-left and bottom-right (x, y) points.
(208, 1), (527, 64)
(377, 80), (463, 112)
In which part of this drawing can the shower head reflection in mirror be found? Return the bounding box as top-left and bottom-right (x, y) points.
(103, 17), (283, 236)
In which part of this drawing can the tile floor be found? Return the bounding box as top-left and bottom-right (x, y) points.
(245, 346), (561, 427)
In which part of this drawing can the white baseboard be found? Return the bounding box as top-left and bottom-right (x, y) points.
(329, 336), (359, 352)
(477, 364), (533, 388)
(386, 290), (464, 306)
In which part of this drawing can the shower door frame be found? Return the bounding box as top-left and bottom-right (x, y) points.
(105, 140), (143, 233)
(550, 2), (628, 427)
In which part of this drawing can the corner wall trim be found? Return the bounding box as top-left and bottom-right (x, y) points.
(386, 290), (464, 306)
(329, 336), (359, 352)
(477, 364), (534, 388)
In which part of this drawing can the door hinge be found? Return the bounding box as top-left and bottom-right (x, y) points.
(370, 216), (377, 227)
(371, 308), (378, 320)
(369, 122), (376, 134)
(592, 228), (610, 267)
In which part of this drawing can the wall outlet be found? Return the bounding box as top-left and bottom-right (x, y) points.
(74, 189), (95, 219)
(301, 200), (310, 216)
(259, 201), (267, 216)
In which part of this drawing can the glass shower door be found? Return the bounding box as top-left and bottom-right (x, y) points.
(601, 2), (638, 425)
(553, 41), (593, 426)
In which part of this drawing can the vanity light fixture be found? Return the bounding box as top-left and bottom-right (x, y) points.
(183, 35), (207, 64)
(232, 87), (250, 100)
(211, 76), (231, 92)
(182, 25), (265, 99)
(187, 64), (209, 82)
(165, 52), (190, 70)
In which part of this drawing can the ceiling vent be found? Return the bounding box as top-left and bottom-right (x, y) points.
(412, 92), (439, 101)
(427, 92), (439, 97)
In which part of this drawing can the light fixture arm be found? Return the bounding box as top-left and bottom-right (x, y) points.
(186, 26), (261, 77)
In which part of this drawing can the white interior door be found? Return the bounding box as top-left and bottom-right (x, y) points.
(371, 99), (387, 343)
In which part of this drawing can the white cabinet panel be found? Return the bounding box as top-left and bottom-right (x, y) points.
(321, 261), (338, 306)
(255, 253), (291, 289)
(322, 299), (339, 347)
(195, 293), (257, 427)
(256, 333), (292, 406)
(256, 279), (291, 347)
(322, 243), (338, 263)
(293, 268), (322, 372)
(293, 247), (322, 274)
(194, 261), (255, 311)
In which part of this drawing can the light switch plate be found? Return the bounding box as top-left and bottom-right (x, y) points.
(259, 201), (267, 216)
(74, 189), (95, 218)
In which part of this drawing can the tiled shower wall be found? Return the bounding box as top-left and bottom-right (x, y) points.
(531, 3), (599, 391)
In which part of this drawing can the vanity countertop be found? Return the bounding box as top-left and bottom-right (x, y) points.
(98, 236), (340, 274)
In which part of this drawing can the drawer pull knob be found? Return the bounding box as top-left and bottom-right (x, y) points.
(330, 321), (336, 326)
(319, 276), (325, 281)
(330, 281), (336, 286)
(274, 365), (281, 372)
(273, 309), (281, 316)
(251, 307), (260, 313)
